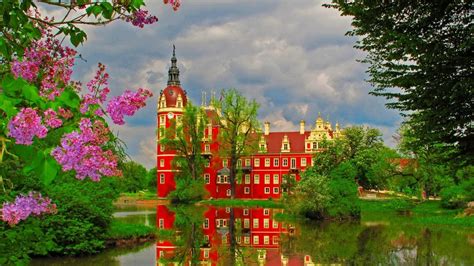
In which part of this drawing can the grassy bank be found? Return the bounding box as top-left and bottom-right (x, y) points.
(200, 198), (283, 208)
(360, 199), (474, 227)
(120, 191), (158, 200)
(106, 220), (157, 246)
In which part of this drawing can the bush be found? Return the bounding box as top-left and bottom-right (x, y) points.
(39, 174), (120, 255)
(440, 178), (474, 209)
(291, 173), (360, 220)
(327, 178), (361, 219)
(169, 178), (207, 204)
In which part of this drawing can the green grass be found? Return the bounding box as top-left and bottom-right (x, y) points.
(120, 191), (158, 200)
(360, 198), (474, 227)
(200, 199), (283, 208)
(106, 220), (157, 240)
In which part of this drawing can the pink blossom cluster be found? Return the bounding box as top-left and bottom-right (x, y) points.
(11, 31), (77, 100)
(106, 88), (153, 125)
(7, 108), (48, 145)
(1, 192), (56, 226)
(7, 108), (67, 145)
(51, 118), (121, 181)
(126, 9), (158, 28)
(43, 109), (63, 128)
(80, 63), (110, 115)
(164, 0), (181, 11)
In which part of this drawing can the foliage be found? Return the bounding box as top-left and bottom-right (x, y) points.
(440, 177), (474, 209)
(113, 161), (148, 193)
(0, 216), (54, 265)
(326, 1), (473, 162)
(146, 167), (157, 192)
(202, 199), (283, 208)
(106, 220), (156, 240)
(292, 172), (331, 220)
(39, 174), (120, 255)
(326, 177), (360, 219)
(212, 89), (260, 198)
(160, 102), (208, 203)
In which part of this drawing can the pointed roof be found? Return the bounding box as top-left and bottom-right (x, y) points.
(167, 44), (180, 86)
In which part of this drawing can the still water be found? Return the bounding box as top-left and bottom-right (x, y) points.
(32, 204), (473, 265)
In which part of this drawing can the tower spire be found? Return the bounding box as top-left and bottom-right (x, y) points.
(168, 44), (181, 86)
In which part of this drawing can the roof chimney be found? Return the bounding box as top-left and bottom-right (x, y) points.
(264, 122), (270, 136)
(300, 120), (305, 134)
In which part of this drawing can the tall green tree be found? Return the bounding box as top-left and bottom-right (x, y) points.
(212, 89), (260, 199)
(160, 102), (208, 202)
(326, 1), (473, 163)
(119, 161), (148, 193)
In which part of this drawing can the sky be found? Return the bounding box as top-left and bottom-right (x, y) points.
(44, 1), (402, 169)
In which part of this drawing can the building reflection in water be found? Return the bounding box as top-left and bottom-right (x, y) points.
(156, 205), (314, 266)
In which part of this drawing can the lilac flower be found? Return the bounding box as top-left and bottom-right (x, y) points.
(1, 192), (56, 226)
(43, 109), (63, 128)
(106, 88), (153, 125)
(126, 9), (158, 28)
(7, 108), (48, 145)
(52, 118), (121, 181)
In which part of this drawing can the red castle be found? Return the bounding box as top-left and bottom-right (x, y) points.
(157, 49), (341, 199)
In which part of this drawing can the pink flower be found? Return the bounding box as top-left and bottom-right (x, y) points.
(1, 192), (56, 226)
(106, 88), (153, 125)
(126, 9), (158, 28)
(7, 108), (48, 145)
(43, 109), (63, 128)
(52, 118), (121, 181)
(80, 63), (110, 115)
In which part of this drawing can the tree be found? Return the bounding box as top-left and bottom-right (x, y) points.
(212, 89), (260, 199)
(160, 102), (208, 202)
(326, 1), (473, 163)
(119, 161), (148, 193)
(0, 1), (169, 226)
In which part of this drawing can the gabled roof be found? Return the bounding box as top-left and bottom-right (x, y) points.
(264, 131), (311, 153)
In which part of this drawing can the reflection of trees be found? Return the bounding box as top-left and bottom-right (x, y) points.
(219, 207), (258, 266)
(159, 204), (206, 266)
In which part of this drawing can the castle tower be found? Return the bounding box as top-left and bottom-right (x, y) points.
(157, 46), (188, 198)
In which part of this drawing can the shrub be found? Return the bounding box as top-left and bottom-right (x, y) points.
(440, 178), (474, 209)
(327, 178), (361, 219)
(39, 174), (120, 255)
(169, 178), (207, 204)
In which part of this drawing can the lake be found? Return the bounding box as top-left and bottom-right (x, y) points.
(31, 204), (474, 265)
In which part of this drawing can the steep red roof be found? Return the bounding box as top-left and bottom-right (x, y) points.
(162, 85), (187, 107)
(264, 131), (311, 153)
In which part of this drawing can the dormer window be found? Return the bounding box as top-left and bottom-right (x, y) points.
(258, 136), (267, 153)
(176, 94), (183, 108)
(281, 135), (290, 152)
(160, 95), (166, 108)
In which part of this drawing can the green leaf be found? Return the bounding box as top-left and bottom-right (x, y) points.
(87, 5), (102, 17)
(56, 87), (81, 109)
(22, 84), (41, 104)
(0, 95), (18, 117)
(100, 2), (114, 19)
(40, 155), (59, 186)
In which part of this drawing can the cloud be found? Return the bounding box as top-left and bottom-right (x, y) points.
(57, 0), (402, 167)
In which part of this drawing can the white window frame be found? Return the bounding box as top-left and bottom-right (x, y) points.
(274, 158), (279, 167)
(273, 187), (280, 194)
(244, 187), (250, 194)
(204, 173), (210, 184)
(264, 235), (270, 244)
(243, 209), (249, 215)
(291, 158), (296, 169)
(254, 158), (260, 167)
(254, 174), (260, 184)
(264, 209), (270, 215)
(253, 235), (259, 245)
(273, 174), (279, 184)
(264, 174), (270, 184)
(245, 159), (251, 166)
(265, 158), (270, 167)
(253, 218), (259, 228)
(264, 219), (269, 229)
(160, 159), (165, 167)
(244, 219), (250, 228)
(282, 158), (288, 167)
(203, 218), (209, 229)
(159, 173), (165, 184)
(264, 187), (270, 194)
(245, 174), (250, 184)
(301, 157), (307, 167)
